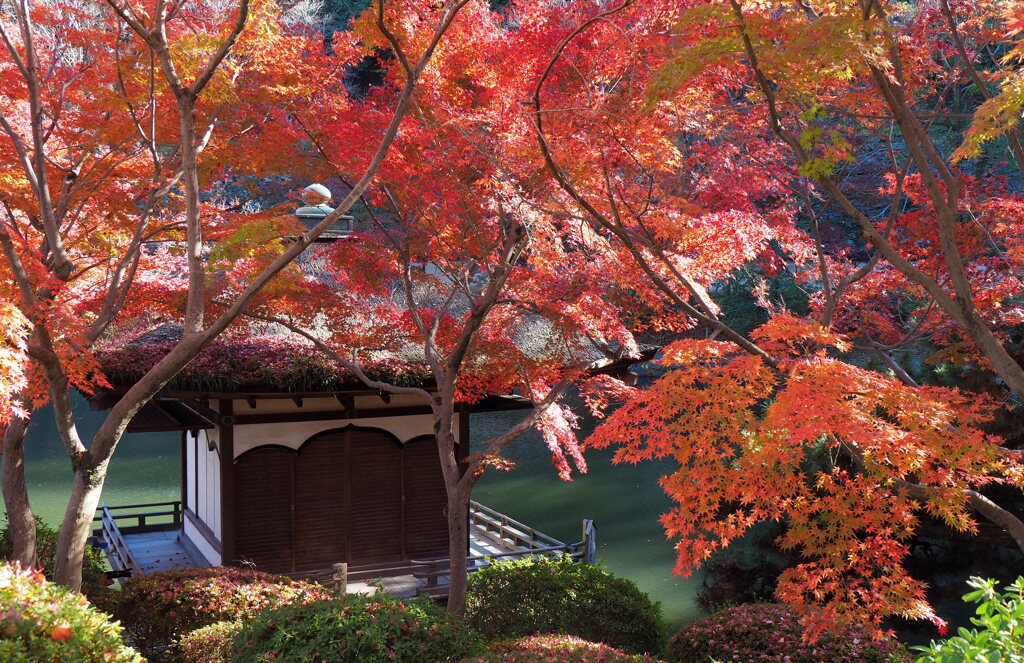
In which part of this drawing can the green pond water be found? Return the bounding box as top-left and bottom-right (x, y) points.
(18, 397), (181, 527)
(10, 399), (702, 630)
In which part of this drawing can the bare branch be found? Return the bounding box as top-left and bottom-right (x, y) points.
(189, 0), (251, 97)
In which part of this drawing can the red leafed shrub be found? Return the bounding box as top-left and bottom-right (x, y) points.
(665, 603), (911, 663)
(109, 566), (331, 655)
(473, 634), (667, 662)
(0, 561), (143, 663)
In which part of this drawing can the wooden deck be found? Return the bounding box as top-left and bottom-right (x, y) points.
(93, 500), (596, 599)
(120, 529), (203, 573)
(91, 501), (191, 578)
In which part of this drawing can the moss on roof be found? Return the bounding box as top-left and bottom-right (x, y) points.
(96, 332), (432, 394)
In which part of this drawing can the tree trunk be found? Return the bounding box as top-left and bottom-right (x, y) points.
(444, 484), (471, 615)
(1, 414), (36, 567)
(53, 464), (107, 589)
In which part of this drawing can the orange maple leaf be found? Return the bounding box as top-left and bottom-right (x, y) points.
(50, 625), (73, 641)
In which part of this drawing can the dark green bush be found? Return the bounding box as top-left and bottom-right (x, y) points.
(177, 620), (240, 663)
(466, 555), (665, 655)
(472, 634), (666, 662)
(0, 561), (143, 663)
(230, 593), (484, 662)
(109, 566), (331, 654)
(915, 576), (1024, 662)
(696, 531), (787, 611)
(665, 603), (910, 663)
(0, 516), (107, 584)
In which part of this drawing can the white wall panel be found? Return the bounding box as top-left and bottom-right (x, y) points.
(183, 518), (221, 566)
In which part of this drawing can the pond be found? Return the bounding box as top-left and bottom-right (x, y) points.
(16, 398), (702, 630)
(20, 397), (181, 527)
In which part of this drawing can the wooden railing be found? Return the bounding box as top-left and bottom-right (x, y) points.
(91, 498), (594, 596)
(412, 512), (597, 598)
(287, 559), (429, 586)
(90, 501), (183, 579)
(287, 504), (596, 599)
(580, 518), (597, 565)
(93, 500), (182, 535)
(468, 500), (566, 552)
(93, 502), (143, 578)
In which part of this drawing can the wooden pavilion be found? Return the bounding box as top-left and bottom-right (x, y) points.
(87, 184), (620, 593)
(89, 377), (600, 595)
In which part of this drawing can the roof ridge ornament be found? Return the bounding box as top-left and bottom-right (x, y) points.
(295, 183), (353, 240)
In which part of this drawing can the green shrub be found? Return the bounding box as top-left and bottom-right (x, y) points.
(230, 593), (485, 662)
(0, 516), (107, 584)
(177, 620), (240, 663)
(665, 603), (910, 663)
(914, 576), (1024, 662)
(466, 555), (665, 655)
(110, 566), (331, 654)
(472, 634), (666, 662)
(0, 561), (143, 663)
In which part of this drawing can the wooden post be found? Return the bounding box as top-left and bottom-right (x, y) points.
(332, 562), (348, 595)
(179, 431), (187, 517)
(581, 519), (596, 565)
(219, 400), (236, 565)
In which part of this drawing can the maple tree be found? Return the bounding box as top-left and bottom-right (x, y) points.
(0, 0), (467, 590)
(242, 0), (646, 613)
(4, 0), (1023, 637)
(482, 0), (1024, 637)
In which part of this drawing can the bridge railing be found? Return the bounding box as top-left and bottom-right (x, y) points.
(92, 500), (182, 535)
(92, 502), (143, 578)
(412, 515), (597, 597)
(468, 500), (567, 552)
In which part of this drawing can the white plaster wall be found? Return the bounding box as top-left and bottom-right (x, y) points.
(195, 431), (207, 517)
(183, 518), (221, 566)
(232, 413), (438, 457)
(184, 429), (223, 563)
(205, 429), (221, 538)
(186, 430), (221, 539)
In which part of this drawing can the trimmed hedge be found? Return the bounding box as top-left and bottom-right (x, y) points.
(466, 555), (665, 655)
(177, 620), (240, 663)
(665, 603), (910, 663)
(230, 593), (485, 662)
(474, 634), (667, 662)
(0, 561), (143, 663)
(109, 566), (331, 654)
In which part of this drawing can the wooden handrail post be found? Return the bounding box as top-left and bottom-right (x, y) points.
(332, 562), (348, 595)
(581, 519), (596, 565)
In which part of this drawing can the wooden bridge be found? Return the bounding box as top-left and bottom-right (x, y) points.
(91, 501), (200, 577)
(92, 499), (596, 598)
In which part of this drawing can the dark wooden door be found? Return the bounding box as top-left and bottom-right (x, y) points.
(348, 429), (403, 563)
(293, 434), (347, 570)
(233, 427), (448, 572)
(403, 435), (449, 559)
(234, 446), (294, 573)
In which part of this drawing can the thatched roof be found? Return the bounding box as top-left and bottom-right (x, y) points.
(95, 241), (643, 396)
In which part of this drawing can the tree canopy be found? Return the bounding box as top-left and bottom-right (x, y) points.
(3, 0), (1024, 637)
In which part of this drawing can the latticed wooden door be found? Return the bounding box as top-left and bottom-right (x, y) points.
(233, 428), (448, 573)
